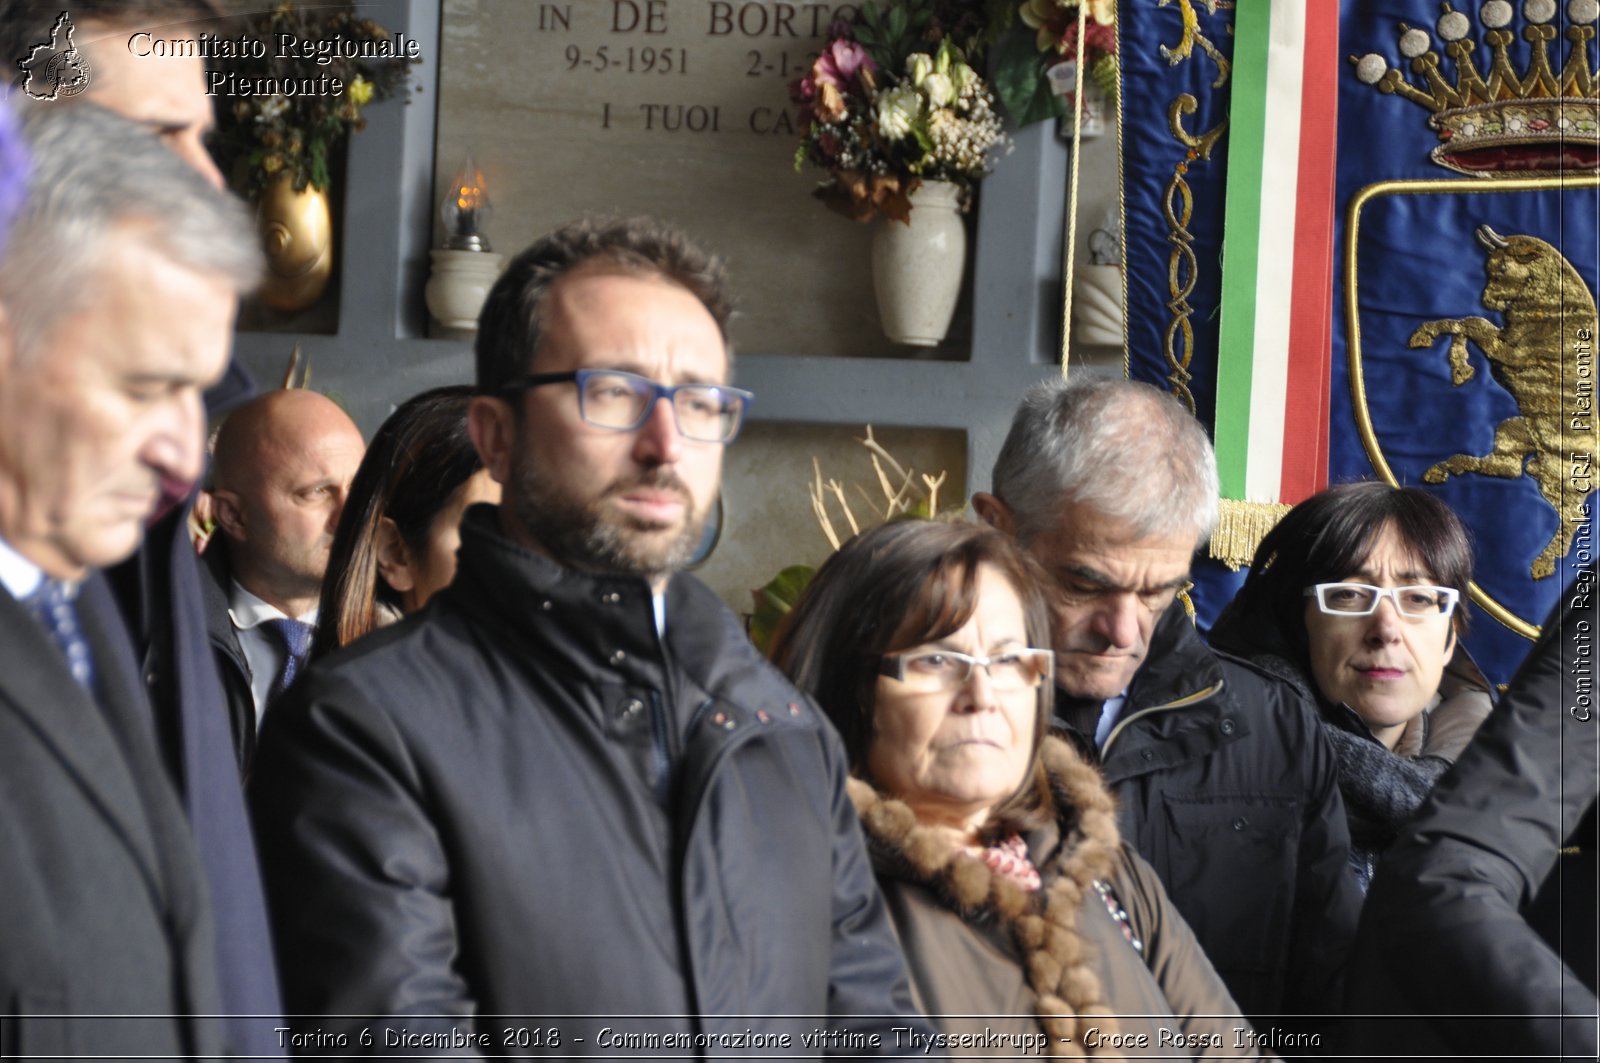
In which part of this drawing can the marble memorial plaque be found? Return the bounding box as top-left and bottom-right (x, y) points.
(436, 0), (971, 358)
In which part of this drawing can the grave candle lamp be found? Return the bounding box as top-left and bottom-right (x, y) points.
(425, 156), (504, 330)
(441, 156), (491, 251)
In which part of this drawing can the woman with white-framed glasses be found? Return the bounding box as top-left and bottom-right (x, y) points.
(771, 519), (1260, 1057)
(1211, 481), (1494, 892)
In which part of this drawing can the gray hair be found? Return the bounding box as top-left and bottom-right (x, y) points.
(0, 103), (260, 361)
(990, 377), (1220, 547)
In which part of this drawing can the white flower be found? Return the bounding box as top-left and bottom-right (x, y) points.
(905, 52), (932, 87)
(950, 62), (977, 96)
(877, 86), (921, 140)
(922, 72), (955, 108)
(257, 95), (289, 122)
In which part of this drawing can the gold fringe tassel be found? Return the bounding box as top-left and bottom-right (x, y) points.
(1208, 498), (1293, 570)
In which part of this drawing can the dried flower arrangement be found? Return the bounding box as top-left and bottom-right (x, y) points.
(207, 1), (421, 195)
(748, 427), (952, 652)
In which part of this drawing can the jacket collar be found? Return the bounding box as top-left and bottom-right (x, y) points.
(199, 538), (246, 665)
(848, 738), (1125, 1057)
(448, 503), (808, 729)
(450, 502), (673, 669)
(1126, 599), (1225, 708)
(1051, 601), (1225, 745)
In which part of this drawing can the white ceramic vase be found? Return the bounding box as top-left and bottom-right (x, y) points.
(871, 180), (966, 347)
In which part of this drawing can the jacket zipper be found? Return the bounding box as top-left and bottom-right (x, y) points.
(684, 696), (717, 735)
(645, 603), (682, 806)
(671, 700), (766, 1024)
(1100, 679), (1226, 758)
(646, 689), (677, 806)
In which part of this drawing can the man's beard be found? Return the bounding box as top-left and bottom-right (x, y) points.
(508, 453), (703, 582)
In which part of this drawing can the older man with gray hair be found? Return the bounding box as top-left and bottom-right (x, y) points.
(0, 103), (259, 1056)
(973, 377), (1362, 1032)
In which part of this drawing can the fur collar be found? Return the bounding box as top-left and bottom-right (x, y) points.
(848, 736), (1127, 1059)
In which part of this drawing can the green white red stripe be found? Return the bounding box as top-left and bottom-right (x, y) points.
(1214, 0), (1337, 504)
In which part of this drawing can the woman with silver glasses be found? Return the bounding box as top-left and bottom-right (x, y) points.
(1210, 482), (1493, 892)
(772, 520), (1261, 1058)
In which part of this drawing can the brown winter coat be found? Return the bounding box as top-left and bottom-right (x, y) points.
(850, 737), (1283, 1061)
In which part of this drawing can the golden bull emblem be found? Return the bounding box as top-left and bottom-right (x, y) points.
(1408, 225), (1598, 580)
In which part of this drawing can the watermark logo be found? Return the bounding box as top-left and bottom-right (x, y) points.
(17, 12), (92, 101)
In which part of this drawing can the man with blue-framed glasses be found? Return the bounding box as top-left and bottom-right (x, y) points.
(250, 216), (934, 1053)
(477, 258), (752, 587)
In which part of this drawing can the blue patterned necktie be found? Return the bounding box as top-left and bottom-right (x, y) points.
(260, 616), (314, 704)
(26, 579), (95, 691)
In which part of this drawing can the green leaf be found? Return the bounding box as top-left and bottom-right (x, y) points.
(990, 21), (1065, 127)
(1091, 53), (1120, 98)
(747, 564), (816, 656)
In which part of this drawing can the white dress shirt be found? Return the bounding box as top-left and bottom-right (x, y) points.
(228, 580), (317, 729)
(1094, 692), (1130, 750)
(0, 534), (44, 603)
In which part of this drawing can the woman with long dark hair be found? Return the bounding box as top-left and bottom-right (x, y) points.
(311, 386), (498, 659)
(1210, 481), (1493, 890)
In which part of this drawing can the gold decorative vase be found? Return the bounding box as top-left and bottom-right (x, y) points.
(256, 174), (333, 311)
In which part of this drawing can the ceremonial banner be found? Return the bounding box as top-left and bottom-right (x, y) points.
(1119, 0), (1239, 627)
(1335, 1), (1600, 685)
(1120, 0), (1235, 430)
(1213, 0), (1338, 507)
(1121, 1), (1338, 625)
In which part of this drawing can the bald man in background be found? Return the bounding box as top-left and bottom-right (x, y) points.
(205, 390), (364, 763)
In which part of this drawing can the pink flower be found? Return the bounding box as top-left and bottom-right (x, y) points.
(788, 74), (817, 107)
(1051, 17), (1118, 61)
(814, 38), (876, 90)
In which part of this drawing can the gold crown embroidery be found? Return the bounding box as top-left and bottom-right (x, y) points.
(1351, 0), (1599, 176)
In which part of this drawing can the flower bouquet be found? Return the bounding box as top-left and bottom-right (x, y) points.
(207, 1), (420, 195)
(1022, 0), (1117, 91)
(992, 0), (1117, 127)
(790, 4), (1005, 224)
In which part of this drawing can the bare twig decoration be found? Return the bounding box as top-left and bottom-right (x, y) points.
(807, 426), (954, 549)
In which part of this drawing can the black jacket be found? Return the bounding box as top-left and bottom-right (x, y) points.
(249, 505), (932, 1055)
(1053, 602), (1362, 1023)
(197, 537), (260, 770)
(105, 505), (284, 1058)
(1347, 563), (1598, 1059)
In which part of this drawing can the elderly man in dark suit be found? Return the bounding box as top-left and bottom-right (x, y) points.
(4, 2), (287, 1052)
(0, 104), (260, 1057)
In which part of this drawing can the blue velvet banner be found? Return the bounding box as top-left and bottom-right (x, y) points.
(1334, 2), (1600, 686)
(1119, 1), (1241, 628)
(1119, 0), (1236, 429)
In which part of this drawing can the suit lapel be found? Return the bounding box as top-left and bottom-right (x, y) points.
(0, 580), (168, 907)
(78, 573), (214, 1017)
